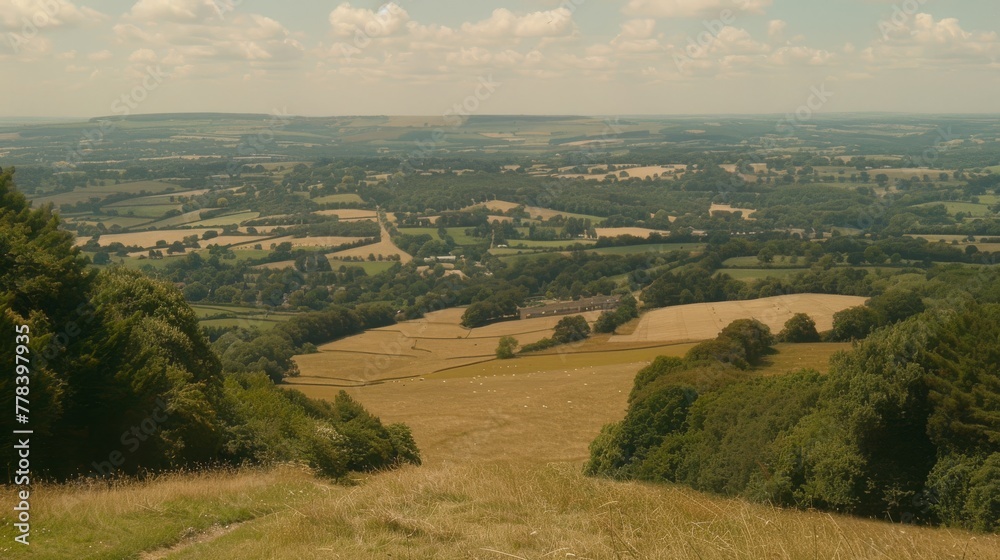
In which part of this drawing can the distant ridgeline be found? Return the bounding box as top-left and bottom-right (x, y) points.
(0, 169), (419, 480)
(587, 301), (1000, 532)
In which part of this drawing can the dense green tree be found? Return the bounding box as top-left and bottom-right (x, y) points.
(552, 315), (591, 344)
(496, 336), (518, 359)
(832, 305), (880, 341)
(779, 313), (821, 343)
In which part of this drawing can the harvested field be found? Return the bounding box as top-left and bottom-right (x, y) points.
(76, 229), (222, 248)
(144, 209), (219, 229)
(327, 223), (411, 263)
(313, 209), (378, 220)
(298, 339), (846, 465)
(189, 211), (261, 227)
(201, 236), (270, 248)
(613, 294), (868, 344)
(289, 308), (605, 386)
(468, 200), (603, 223)
(237, 225), (283, 234)
(616, 165), (684, 179)
(596, 227), (670, 238)
(710, 203), (757, 218)
(312, 193), (364, 204)
(251, 235), (369, 249)
(100, 204), (181, 218)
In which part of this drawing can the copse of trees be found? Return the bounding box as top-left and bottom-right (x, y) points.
(778, 313), (821, 342)
(587, 303), (1000, 532)
(520, 315), (592, 353)
(685, 319), (775, 370)
(594, 293), (639, 334)
(831, 289), (925, 341)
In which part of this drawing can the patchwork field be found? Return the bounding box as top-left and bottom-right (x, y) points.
(596, 227), (670, 238)
(912, 201), (992, 217)
(250, 235), (369, 249)
(189, 211), (261, 227)
(67, 216), (153, 229)
(76, 228), (223, 248)
(719, 268), (809, 282)
(312, 209), (378, 220)
(710, 203), (757, 218)
(468, 200), (604, 223)
(587, 242), (706, 255)
(612, 294), (868, 343)
(101, 204), (181, 218)
(327, 223), (412, 263)
(312, 193), (365, 204)
(200, 235), (270, 249)
(290, 308), (606, 387)
(144, 209), (219, 229)
(29, 180), (184, 207)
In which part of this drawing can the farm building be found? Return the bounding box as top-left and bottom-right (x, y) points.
(518, 295), (620, 320)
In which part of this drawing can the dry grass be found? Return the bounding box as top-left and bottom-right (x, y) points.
(595, 227), (671, 239)
(6, 330), (995, 557)
(9, 371), (998, 559)
(615, 294), (867, 344)
(312, 209), (378, 220)
(620, 164), (685, 179)
(253, 236), (369, 249)
(75, 229), (225, 249)
(289, 309), (606, 386)
(468, 200), (600, 222)
(201, 236), (270, 248)
(327, 222), (412, 263)
(710, 203), (757, 218)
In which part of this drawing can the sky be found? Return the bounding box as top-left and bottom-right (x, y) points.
(1, 0), (999, 118)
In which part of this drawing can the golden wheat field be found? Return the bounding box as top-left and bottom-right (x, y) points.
(595, 227), (671, 239)
(312, 209), (378, 220)
(327, 223), (412, 263)
(253, 235), (369, 249)
(612, 294), (867, 344)
(709, 203), (758, 218)
(288, 308), (606, 387)
(619, 164), (684, 179)
(76, 229), (225, 248)
(468, 200), (596, 222)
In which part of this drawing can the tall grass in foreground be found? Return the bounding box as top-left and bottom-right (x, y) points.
(3, 461), (997, 559)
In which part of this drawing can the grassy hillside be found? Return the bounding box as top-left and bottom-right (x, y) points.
(4, 342), (998, 558)
(4, 456), (997, 559)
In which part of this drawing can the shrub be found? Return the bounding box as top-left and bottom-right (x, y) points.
(496, 336), (518, 359)
(831, 305), (879, 341)
(552, 315), (591, 344)
(779, 313), (820, 342)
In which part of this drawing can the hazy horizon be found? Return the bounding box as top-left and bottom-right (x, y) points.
(3, 0), (999, 117)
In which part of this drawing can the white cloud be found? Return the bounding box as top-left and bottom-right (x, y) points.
(864, 14), (1000, 67)
(127, 0), (232, 23)
(623, 0), (773, 19)
(128, 48), (157, 63)
(618, 18), (656, 40)
(114, 10), (305, 65)
(0, 0), (104, 30)
(768, 19), (786, 39)
(460, 8), (576, 39)
(328, 2), (410, 39)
